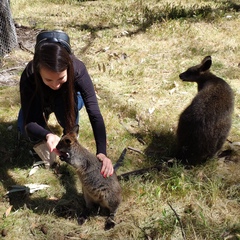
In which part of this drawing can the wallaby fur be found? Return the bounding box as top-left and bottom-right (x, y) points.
(176, 56), (234, 165)
(56, 125), (122, 230)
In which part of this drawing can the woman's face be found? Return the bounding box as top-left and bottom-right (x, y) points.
(40, 67), (67, 90)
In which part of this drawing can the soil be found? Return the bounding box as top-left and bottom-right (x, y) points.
(0, 25), (40, 87)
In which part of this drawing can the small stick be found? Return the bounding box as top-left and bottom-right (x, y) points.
(167, 201), (186, 240)
(127, 146), (145, 155)
(0, 66), (24, 74)
(118, 164), (163, 180)
(19, 42), (34, 54)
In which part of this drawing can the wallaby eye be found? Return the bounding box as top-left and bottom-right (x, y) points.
(64, 138), (71, 145)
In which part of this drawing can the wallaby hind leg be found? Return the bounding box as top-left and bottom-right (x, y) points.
(77, 204), (101, 225)
(77, 190), (95, 225)
(104, 212), (116, 231)
(104, 203), (120, 230)
(77, 208), (90, 225)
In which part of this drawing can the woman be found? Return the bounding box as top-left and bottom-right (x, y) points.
(18, 30), (113, 177)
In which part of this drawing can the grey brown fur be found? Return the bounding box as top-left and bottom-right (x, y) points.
(176, 56), (234, 165)
(56, 125), (122, 230)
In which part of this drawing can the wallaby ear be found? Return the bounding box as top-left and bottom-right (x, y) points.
(200, 56), (212, 72)
(72, 125), (79, 135)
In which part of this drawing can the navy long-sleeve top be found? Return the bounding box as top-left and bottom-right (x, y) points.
(19, 55), (107, 155)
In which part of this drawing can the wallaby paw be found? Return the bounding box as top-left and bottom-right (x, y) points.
(77, 215), (87, 225)
(104, 218), (116, 231)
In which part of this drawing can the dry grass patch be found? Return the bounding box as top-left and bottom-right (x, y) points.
(0, 0), (240, 239)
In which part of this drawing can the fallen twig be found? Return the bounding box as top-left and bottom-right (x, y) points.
(19, 42), (34, 54)
(167, 201), (186, 240)
(0, 66), (24, 74)
(118, 164), (164, 180)
(127, 146), (145, 155)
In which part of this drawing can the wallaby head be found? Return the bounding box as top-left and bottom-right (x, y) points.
(56, 125), (80, 162)
(179, 56), (212, 82)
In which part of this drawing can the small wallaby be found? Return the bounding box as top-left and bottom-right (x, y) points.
(56, 125), (122, 230)
(176, 56), (234, 165)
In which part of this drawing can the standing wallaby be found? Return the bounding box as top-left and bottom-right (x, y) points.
(176, 56), (234, 165)
(56, 125), (122, 230)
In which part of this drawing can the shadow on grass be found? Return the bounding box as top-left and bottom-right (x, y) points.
(0, 121), (32, 180)
(0, 120), (86, 221)
(116, 128), (179, 181)
(143, 129), (177, 161)
(0, 120), (116, 223)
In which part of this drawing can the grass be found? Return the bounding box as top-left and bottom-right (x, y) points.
(0, 0), (240, 239)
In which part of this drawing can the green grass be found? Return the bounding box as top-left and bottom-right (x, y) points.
(0, 0), (240, 239)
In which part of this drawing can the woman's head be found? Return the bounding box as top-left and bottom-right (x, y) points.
(34, 43), (71, 90)
(33, 31), (76, 132)
(33, 30), (73, 87)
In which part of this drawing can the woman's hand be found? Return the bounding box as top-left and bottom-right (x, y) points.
(97, 153), (114, 178)
(46, 133), (60, 154)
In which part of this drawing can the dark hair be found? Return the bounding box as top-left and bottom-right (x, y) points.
(33, 42), (76, 133)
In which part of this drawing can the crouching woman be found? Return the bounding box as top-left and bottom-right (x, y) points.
(17, 30), (113, 178)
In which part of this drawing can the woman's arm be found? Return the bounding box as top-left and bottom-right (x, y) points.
(73, 57), (107, 155)
(20, 61), (51, 141)
(73, 57), (113, 177)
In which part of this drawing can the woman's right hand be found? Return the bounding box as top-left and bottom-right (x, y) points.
(97, 153), (114, 178)
(46, 133), (60, 153)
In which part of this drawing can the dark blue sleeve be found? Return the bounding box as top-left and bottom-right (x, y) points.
(20, 61), (51, 141)
(72, 57), (107, 155)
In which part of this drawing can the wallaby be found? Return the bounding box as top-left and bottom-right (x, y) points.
(56, 125), (122, 230)
(176, 56), (234, 165)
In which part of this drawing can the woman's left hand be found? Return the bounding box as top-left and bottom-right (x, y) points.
(97, 153), (114, 178)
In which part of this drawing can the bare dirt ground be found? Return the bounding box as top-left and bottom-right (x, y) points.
(0, 26), (40, 87)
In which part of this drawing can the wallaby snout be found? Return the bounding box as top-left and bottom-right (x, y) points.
(179, 72), (187, 81)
